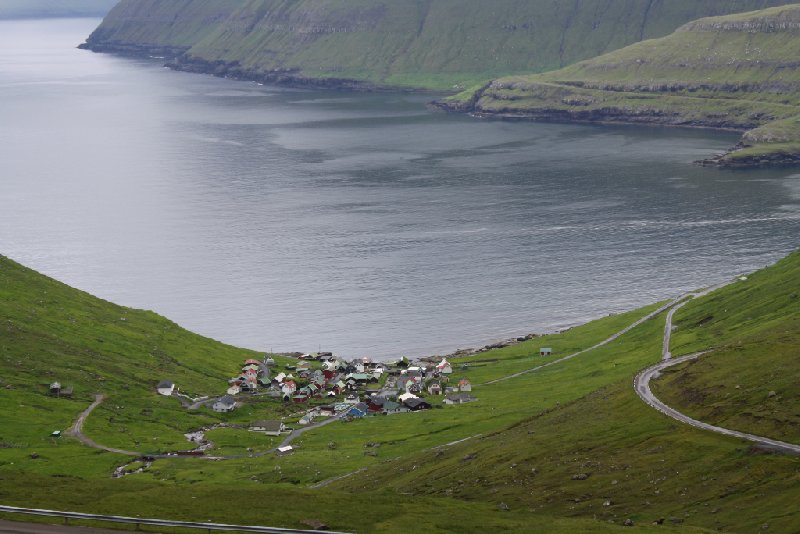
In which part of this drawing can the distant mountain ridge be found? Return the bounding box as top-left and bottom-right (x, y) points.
(79, 0), (797, 90)
(0, 0), (118, 19)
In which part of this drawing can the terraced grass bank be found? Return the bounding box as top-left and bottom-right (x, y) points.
(79, 0), (795, 91)
(442, 5), (800, 166)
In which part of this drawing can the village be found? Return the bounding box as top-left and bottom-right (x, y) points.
(154, 351), (485, 448)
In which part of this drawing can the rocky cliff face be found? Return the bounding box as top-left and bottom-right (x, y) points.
(79, 0), (798, 90)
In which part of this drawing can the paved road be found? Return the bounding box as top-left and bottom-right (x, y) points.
(634, 283), (800, 456)
(276, 414), (346, 450)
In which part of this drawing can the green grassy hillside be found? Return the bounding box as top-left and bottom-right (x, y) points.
(80, 0), (797, 90)
(0, 255), (296, 456)
(1, 251), (798, 532)
(447, 4), (800, 165)
(336, 253), (800, 532)
(653, 253), (800, 442)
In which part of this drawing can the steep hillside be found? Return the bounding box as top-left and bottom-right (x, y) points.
(0, 255), (297, 455)
(653, 253), (800, 442)
(338, 253), (800, 532)
(445, 4), (800, 165)
(1, 251), (798, 531)
(79, 0), (797, 90)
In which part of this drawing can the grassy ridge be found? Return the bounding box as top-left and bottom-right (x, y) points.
(450, 4), (800, 164)
(82, 0), (798, 90)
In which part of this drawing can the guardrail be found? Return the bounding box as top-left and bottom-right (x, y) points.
(0, 505), (348, 533)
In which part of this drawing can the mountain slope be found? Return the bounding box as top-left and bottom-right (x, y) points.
(337, 252), (800, 532)
(79, 0), (798, 90)
(444, 4), (800, 165)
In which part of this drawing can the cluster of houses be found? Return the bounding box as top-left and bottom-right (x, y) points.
(156, 353), (480, 425)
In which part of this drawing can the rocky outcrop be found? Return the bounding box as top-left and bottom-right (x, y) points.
(697, 144), (800, 168)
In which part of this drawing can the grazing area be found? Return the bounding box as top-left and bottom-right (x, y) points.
(444, 5), (800, 165)
(1, 250), (799, 531)
(653, 253), (800, 443)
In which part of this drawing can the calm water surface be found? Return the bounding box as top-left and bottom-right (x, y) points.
(1, 19), (799, 359)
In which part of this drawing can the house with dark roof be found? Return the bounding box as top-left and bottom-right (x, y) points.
(403, 398), (431, 411)
(443, 393), (478, 405)
(212, 395), (236, 412)
(382, 400), (409, 414)
(250, 420), (285, 436)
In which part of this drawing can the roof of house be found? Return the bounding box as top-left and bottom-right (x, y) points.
(157, 380), (173, 388)
(404, 398), (431, 409)
(216, 395), (236, 406)
(347, 373), (371, 381)
(446, 393), (477, 403)
(251, 420), (283, 431)
(383, 400), (401, 411)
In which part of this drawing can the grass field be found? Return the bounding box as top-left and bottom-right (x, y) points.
(1, 251), (799, 532)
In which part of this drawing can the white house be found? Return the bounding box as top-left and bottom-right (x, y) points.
(281, 380), (297, 395)
(227, 384), (241, 396)
(436, 358), (453, 375)
(212, 395), (236, 413)
(156, 380), (175, 396)
(458, 379), (472, 392)
(398, 392), (418, 403)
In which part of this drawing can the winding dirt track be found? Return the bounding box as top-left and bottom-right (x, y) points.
(63, 395), (138, 457)
(634, 284), (800, 456)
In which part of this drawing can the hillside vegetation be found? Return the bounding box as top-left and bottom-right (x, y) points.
(446, 4), (800, 165)
(1, 250), (799, 531)
(80, 0), (797, 90)
(337, 252), (800, 532)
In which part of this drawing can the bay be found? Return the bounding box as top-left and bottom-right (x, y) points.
(1, 18), (799, 359)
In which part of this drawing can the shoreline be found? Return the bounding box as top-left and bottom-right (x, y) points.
(77, 42), (451, 95)
(78, 42), (798, 169)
